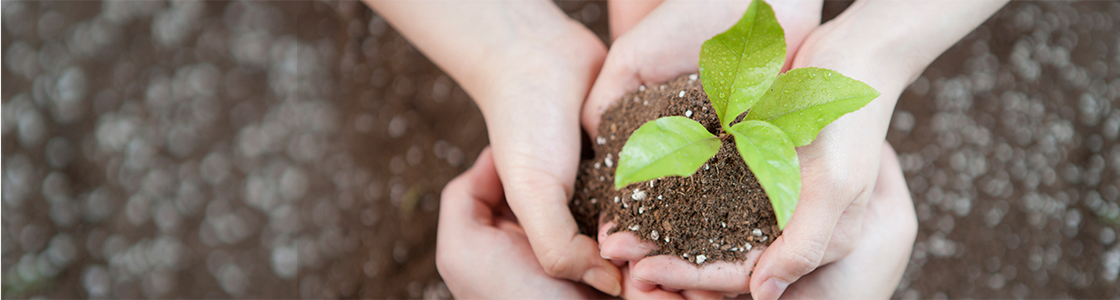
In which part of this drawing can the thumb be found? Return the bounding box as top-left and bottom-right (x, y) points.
(747, 172), (871, 300)
(499, 164), (623, 296)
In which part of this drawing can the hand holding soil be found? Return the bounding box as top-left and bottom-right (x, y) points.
(577, 0), (1008, 299)
(365, 1), (623, 295)
(438, 148), (727, 299)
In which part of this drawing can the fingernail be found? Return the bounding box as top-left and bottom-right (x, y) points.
(583, 267), (622, 296)
(753, 278), (789, 300)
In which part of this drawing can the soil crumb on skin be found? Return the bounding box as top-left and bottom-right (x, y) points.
(571, 74), (780, 265)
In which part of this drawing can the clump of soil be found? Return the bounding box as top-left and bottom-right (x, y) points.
(570, 74), (780, 265)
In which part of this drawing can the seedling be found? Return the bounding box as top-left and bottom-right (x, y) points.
(613, 0), (879, 229)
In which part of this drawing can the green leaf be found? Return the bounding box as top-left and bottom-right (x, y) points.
(615, 116), (720, 190)
(728, 120), (799, 229)
(745, 67), (880, 146)
(699, 0), (786, 129)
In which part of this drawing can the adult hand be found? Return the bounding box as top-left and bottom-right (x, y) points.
(366, 1), (621, 294)
(437, 148), (726, 299)
(583, 0), (821, 296)
(437, 148), (599, 298)
(777, 143), (916, 300)
(591, 1), (1005, 298)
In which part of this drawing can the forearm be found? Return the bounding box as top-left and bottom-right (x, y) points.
(362, 0), (582, 107)
(798, 0), (1007, 133)
(824, 0), (1008, 89)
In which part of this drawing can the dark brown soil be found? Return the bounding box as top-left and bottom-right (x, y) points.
(571, 74), (780, 265)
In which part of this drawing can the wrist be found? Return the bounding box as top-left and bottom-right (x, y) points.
(472, 19), (607, 116)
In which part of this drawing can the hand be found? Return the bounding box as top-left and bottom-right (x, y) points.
(437, 148), (729, 299)
(366, 1), (622, 294)
(588, 0), (1005, 298)
(777, 143), (916, 299)
(743, 2), (1005, 298)
(437, 148), (599, 298)
(583, 0), (822, 296)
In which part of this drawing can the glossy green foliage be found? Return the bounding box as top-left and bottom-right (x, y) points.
(728, 121), (800, 228)
(698, 0), (785, 129)
(746, 67), (880, 146)
(612, 0), (878, 230)
(614, 117), (720, 190)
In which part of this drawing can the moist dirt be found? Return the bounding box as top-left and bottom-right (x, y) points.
(570, 74), (780, 265)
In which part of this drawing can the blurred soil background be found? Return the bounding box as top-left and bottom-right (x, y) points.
(1, 0), (1118, 299)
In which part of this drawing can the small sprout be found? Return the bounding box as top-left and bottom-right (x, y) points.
(648, 179), (656, 188)
(664, 236), (670, 242)
(752, 229), (763, 236)
(629, 225), (640, 231)
(695, 254), (707, 264)
(614, 196), (620, 203)
(639, 85), (647, 92)
(708, 238), (714, 243)
(597, 136), (607, 145)
(605, 154), (614, 167)
(590, 198), (598, 204)
(610, 0), (880, 230)
(638, 206), (646, 214)
(594, 162), (601, 169)
(704, 164), (710, 170)
(632, 189), (646, 201)
(730, 247), (739, 251)
(650, 230), (660, 240)
(622, 203), (629, 208)
(721, 222), (727, 228)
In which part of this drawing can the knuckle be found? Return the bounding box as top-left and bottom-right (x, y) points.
(784, 239), (827, 276)
(538, 250), (577, 278)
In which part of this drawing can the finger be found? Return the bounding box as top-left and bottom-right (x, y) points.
(598, 221), (659, 261)
(438, 148), (501, 231)
(779, 143), (916, 299)
(746, 182), (857, 299)
(628, 261), (661, 292)
(818, 185), (869, 264)
(435, 148), (501, 295)
(681, 289), (726, 300)
(501, 164), (622, 296)
(608, 0), (664, 41)
(619, 265), (688, 300)
(630, 247), (765, 293)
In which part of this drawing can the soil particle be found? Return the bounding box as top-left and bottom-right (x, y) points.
(571, 74), (780, 265)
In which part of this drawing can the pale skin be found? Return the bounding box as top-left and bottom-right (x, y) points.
(363, 0), (623, 296)
(364, 0), (1006, 298)
(591, 0), (1008, 299)
(436, 144), (916, 299)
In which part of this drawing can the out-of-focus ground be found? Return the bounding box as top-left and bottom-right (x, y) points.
(1, 0), (1117, 299)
